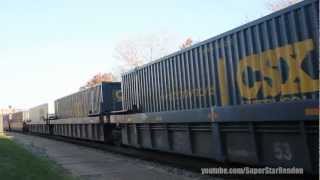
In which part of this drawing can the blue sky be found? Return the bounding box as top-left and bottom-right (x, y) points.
(0, 0), (270, 112)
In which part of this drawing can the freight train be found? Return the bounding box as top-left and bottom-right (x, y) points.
(3, 0), (319, 175)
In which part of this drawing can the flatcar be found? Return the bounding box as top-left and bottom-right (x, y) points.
(110, 0), (319, 174)
(40, 82), (122, 142)
(27, 103), (49, 134)
(18, 0), (319, 175)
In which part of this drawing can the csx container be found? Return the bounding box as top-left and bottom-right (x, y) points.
(112, 0), (319, 174)
(55, 82), (122, 119)
(29, 104), (48, 124)
(122, 0), (319, 112)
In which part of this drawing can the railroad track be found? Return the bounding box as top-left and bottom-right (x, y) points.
(18, 131), (313, 180)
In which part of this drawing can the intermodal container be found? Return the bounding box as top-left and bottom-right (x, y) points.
(10, 111), (25, 131)
(23, 111), (29, 122)
(55, 82), (122, 119)
(29, 104), (48, 124)
(2, 115), (10, 130)
(11, 111), (23, 122)
(122, 0), (319, 112)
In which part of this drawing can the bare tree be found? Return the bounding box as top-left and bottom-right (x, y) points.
(266, 0), (302, 12)
(179, 38), (194, 49)
(242, 0), (302, 25)
(114, 32), (181, 72)
(80, 72), (114, 90)
(114, 40), (144, 70)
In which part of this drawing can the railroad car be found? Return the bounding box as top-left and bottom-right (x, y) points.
(55, 82), (122, 119)
(2, 114), (10, 131)
(9, 111), (29, 132)
(49, 82), (122, 142)
(20, 0), (319, 175)
(27, 103), (49, 134)
(110, 0), (319, 174)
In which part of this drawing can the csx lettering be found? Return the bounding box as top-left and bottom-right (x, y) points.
(237, 39), (318, 100)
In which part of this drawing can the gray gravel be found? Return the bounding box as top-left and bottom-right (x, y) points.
(8, 132), (223, 180)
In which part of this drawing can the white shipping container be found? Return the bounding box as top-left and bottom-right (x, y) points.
(29, 104), (48, 124)
(23, 111), (29, 122)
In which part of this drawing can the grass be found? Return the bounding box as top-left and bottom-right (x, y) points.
(0, 135), (78, 180)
